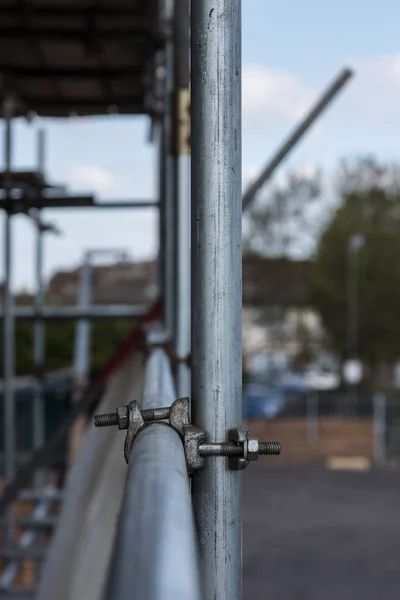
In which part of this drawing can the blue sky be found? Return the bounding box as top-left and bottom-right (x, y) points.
(3, 0), (400, 290)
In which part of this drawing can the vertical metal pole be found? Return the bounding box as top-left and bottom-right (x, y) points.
(373, 392), (386, 466)
(306, 392), (319, 444)
(68, 254), (92, 465)
(73, 256), (92, 380)
(37, 128), (45, 175)
(2, 96), (15, 548)
(33, 129), (46, 491)
(163, 1), (176, 336)
(173, 0), (190, 397)
(157, 119), (166, 310)
(191, 3), (242, 599)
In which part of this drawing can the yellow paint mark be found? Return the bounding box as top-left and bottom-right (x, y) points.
(326, 456), (371, 471)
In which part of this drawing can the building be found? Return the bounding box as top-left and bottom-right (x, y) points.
(46, 259), (158, 305)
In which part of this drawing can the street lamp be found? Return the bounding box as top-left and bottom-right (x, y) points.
(344, 233), (365, 388)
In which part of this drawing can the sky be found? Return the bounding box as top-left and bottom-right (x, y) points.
(3, 0), (400, 290)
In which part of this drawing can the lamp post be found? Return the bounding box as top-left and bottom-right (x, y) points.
(344, 233), (365, 411)
(347, 234), (365, 362)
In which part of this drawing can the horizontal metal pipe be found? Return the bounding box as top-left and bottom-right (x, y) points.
(0, 198), (158, 212)
(104, 346), (201, 600)
(91, 201), (158, 209)
(0, 305), (147, 321)
(0, 196), (94, 211)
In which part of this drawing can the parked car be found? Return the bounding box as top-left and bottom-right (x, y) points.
(243, 384), (285, 420)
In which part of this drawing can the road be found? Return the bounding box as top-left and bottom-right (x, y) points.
(244, 465), (400, 600)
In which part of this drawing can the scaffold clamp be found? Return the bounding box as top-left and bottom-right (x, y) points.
(94, 397), (281, 472)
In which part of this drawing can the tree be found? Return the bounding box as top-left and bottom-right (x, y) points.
(243, 168), (322, 259)
(242, 169), (323, 365)
(311, 157), (400, 384)
(0, 319), (134, 378)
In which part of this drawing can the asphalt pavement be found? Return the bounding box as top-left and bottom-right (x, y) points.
(244, 465), (400, 600)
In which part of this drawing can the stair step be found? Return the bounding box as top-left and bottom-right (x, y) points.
(18, 490), (63, 503)
(0, 547), (46, 561)
(5, 516), (57, 529)
(0, 587), (36, 599)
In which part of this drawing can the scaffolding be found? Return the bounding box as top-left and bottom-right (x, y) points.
(0, 1), (355, 598)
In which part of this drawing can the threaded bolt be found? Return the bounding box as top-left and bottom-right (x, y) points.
(94, 412), (118, 428)
(141, 407), (170, 422)
(94, 405), (171, 428)
(199, 441), (281, 457)
(141, 408), (157, 422)
(259, 442), (281, 455)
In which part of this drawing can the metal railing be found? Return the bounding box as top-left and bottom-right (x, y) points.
(103, 342), (201, 600)
(0, 0), (357, 597)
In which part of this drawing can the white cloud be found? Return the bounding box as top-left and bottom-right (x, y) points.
(292, 163), (318, 181)
(68, 165), (116, 192)
(355, 53), (400, 84)
(242, 64), (315, 124)
(343, 53), (400, 125)
(242, 165), (259, 190)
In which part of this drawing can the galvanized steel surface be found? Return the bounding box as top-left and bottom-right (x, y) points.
(175, 153), (191, 398)
(33, 215), (46, 491)
(104, 424), (201, 600)
(191, 2), (243, 599)
(142, 346), (176, 409)
(2, 97), (16, 548)
(173, 3), (190, 396)
(104, 344), (201, 600)
(37, 352), (144, 600)
(164, 27), (176, 336)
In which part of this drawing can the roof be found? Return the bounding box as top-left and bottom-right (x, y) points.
(0, 0), (166, 117)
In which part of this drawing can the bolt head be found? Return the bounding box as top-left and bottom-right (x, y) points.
(229, 426), (248, 444)
(235, 457), (248, 470)
(246, 436), (259, 462)
(117, 405), (129, 430)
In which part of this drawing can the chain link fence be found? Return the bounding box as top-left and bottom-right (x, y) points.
(246, 389), (400, 467)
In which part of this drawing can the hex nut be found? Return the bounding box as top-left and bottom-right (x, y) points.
(246, 437), (259, 462)
(117, 405), (129, 430)
(229, 426), (249, 470)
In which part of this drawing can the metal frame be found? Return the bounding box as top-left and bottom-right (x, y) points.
(191, 3), (243, 598)
(2, 94), (16, 549)
(162, 0), (176, 336)
(0, 198), (158, 212)
(69, 248), (130, 465)
(32, 129), (62, 494)
(103, 343), (201, 600)
(173, 0), (191, 398)
(0, 4), (358, 599)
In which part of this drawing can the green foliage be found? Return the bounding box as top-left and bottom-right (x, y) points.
(243, 168), (322, 258)
(311, 157), (400, 365)
(0, 319), (133, 377)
